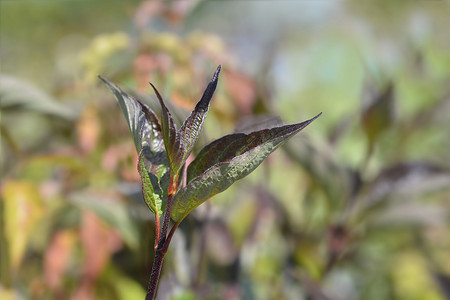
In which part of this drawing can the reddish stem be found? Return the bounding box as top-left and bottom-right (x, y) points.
(145, 174), (179, 299)
(161, 221), (180, 254)
(154, 214), (160, 250)
(145, 249), (164, 300)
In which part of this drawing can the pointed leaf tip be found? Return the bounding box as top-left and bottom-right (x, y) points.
(99, 76), (170, 216)
(179, 66), (222, 170)
(149, 82), (166, 108)
(213, 65), (221, 81)
(171, 112), (322, 222)
(149, 82), (183, 175)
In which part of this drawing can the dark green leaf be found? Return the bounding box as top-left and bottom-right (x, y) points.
(149, 82), (184, 176)
(99, 76), (170, 215)
(149, 66), (221, 177)
(99, 76), (158, 153)
(362, 82), (395, 144)
(179, 65), (221, 166)
(170, 113), (322, 222)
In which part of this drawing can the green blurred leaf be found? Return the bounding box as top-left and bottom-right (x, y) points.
(366, 162), (450, 208)
(0, 75), (76, 120)
(170, 113), (321, 222)
(69, 192), (140, 251)
(283, 135), (354, 209)
(103, 266), (147, 300)
(99, 76), (170, 215)
(362, 82), (395, 144)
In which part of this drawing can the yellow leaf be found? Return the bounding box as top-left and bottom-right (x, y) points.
(2, 180), (44, 273)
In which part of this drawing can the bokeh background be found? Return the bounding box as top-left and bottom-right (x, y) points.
(1, 1), (450, 299)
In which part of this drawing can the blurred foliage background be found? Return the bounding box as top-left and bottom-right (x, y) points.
(1, 1), (450, 299)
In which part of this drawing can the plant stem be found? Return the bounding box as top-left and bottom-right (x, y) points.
(154, 213), (160, 250)
(145, 249), (165, 300)
(162, 221), (180, 253)
(145, 221), (181, 300)
(145, 175), (179, 299)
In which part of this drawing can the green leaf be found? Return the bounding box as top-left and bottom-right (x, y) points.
(179, 65), (221, 166)
(69, 192), (140, 251)
(170, 113), (321, 222)
(99, 76), (156, 152)
(138, 150), (169, 215)
(0, 75), (77, 120)
(99, 76), (170, 215)
(362, 82), (395, 144)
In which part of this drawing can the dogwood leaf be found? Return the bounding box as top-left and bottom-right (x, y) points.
(150, 66), (221, 178)
(170, 113), (322, 222)
(99, 76), (169, 215)
(179, 65), (221, 166)
(149, 83), (183, 176)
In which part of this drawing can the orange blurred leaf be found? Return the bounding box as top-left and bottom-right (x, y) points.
(44, 230), (77, 290)
(77, 105), (101, 154)
(80, 211), (122, 280)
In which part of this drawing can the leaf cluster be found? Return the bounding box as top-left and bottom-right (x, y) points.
(99, 66), (320, 226)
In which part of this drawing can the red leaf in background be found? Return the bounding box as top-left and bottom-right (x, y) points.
(224, 69), (257, 116)
(80, 211), (122, 281)
(44, 230), (77, 291)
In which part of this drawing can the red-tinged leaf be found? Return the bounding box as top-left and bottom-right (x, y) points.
(80, 211), (121, 280)
(170, 113), (322, 222)
(44, 230), (77, 290)
(99, 76), (169, 215)
(179, 65), (221, 166)
(149, 82), (184, 175)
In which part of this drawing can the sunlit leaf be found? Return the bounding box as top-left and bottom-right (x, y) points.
(99, 76), (170, 215)
(2, 180), (44, 272)
(0, 289), (16, 300)
(170, 113), (321, 222)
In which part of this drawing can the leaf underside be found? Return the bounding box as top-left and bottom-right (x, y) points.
(170, 113), (322, 222)
(99, 76), (169, 215)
